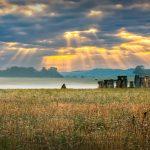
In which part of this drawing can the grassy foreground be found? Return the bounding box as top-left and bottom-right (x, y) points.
(0, 89), (150, 150)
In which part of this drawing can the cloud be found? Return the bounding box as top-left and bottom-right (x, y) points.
(95, 3), (124, 10)
(42, 29), (150, 71)
(85, 4), (123, 20)
(128, 3), (150, 11)
(114, 4), (123, 9)
(0, 41), (48, 68)
(0, 1), (58, 17)
(111, 29), (150, 58)
(9, 27), (27, 35)
(0, 41), (37, 59)
(37, 39), (54, 44)
(0, 0), (149, 70)
(41, 46), (125, 71)
(63, 28), (99, 46)
(87, 10), (104, 18)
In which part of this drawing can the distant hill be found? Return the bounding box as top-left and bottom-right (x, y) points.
(0, 67), (63, 78)
(61, 68), (135, 78)
(1, 66), (148, 79)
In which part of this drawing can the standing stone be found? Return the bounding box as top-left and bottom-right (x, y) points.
(140, 77), (145, 88)
(108, 79), (115, 88)
(103, 80), (114, 88)
(129, 81), (134, 88)
(144, 76), (149, 88)
(104, 80), (108, 88)
(134, 75), (141, 88)
(140, 76), (150, 88)
(98, 81), (104, 88)
(98, 80), (114, 88)
(116, 76), (128, 88)
(148, 79), (150, 88)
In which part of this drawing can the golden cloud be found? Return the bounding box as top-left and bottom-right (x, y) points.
(114, 28), (150, 53)
(0, 2), (56, 17)
(42, 29), (150, 71)
(64, 28), (99, 46)
(87, 10), (104, 18)
(42, 55), (76, 71)
(1, 42), (38, 65)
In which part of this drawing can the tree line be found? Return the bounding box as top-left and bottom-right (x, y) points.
(0, 67), (63, 77)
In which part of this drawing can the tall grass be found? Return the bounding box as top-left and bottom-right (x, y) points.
(0, 89), (150, 150)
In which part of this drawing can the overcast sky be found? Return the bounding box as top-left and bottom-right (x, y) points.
(0, 0), (150, 71)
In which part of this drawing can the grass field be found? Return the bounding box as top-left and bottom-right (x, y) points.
(0, 89), (150, 150)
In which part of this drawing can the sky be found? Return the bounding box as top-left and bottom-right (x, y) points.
(0, 0), (150, 71)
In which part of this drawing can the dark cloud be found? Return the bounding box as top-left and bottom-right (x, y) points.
(0, 0), (149, 70)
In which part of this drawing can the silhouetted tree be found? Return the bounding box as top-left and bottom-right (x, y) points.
(0, 66), (63, 78)
(134, 65), (145, 76)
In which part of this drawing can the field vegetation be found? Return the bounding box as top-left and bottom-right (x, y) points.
(0, 89), (150, 150)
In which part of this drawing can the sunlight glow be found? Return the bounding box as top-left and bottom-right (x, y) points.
(64, 28), (98, 47)
(2, 42), (38, 66)
(43, 29), (150, 71)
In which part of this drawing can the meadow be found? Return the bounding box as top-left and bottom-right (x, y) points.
(0, 89), (150, 150)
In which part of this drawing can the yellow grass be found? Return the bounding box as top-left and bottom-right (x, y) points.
(0, 89), (150, 150)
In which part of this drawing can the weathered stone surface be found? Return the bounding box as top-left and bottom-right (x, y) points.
(116, 76), (128, 88)
(129, 81), (134, 88)
(134, 75), (141, 88)
(140, 76), (150, 88)
(98, 79), (114, 88)
(98, 81), (103, 88)
(134, 75), (150, 88)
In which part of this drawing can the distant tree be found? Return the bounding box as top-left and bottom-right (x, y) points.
(133, 65), (145, 76)
(48, 67), (57, 72)
(0, 66), (63, 77)
(81, 76), (85, 78)
(41, 67), (47, 72)
(40, 67), (47, 77)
